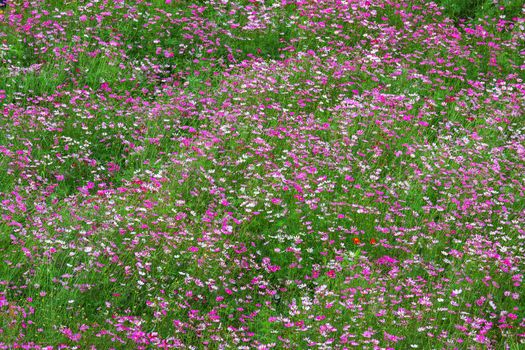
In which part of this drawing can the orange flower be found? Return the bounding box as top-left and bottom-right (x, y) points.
(353, 237), (360, 244)
(370, 238), (377, 245)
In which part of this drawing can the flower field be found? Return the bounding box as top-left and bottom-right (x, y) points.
(0, 0), (524, 348)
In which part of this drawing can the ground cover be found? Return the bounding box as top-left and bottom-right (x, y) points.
(0, 0), (524, 348)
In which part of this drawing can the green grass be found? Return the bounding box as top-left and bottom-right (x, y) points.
(436, 0), (523, 22)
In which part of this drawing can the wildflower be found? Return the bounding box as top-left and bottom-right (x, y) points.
(451, 289), (462, 297)
(353, 237), (360, 244)
(0, 294), (7, 308)
(376, 255), (398, 266)
(326, 269), (336, 278)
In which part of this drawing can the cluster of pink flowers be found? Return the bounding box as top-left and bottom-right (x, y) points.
(0, 0), (524, 348)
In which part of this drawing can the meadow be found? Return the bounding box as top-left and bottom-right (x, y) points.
(0, 0), (524, 348)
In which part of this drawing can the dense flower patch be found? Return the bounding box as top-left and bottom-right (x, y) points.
(0, 0), (524, 348)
